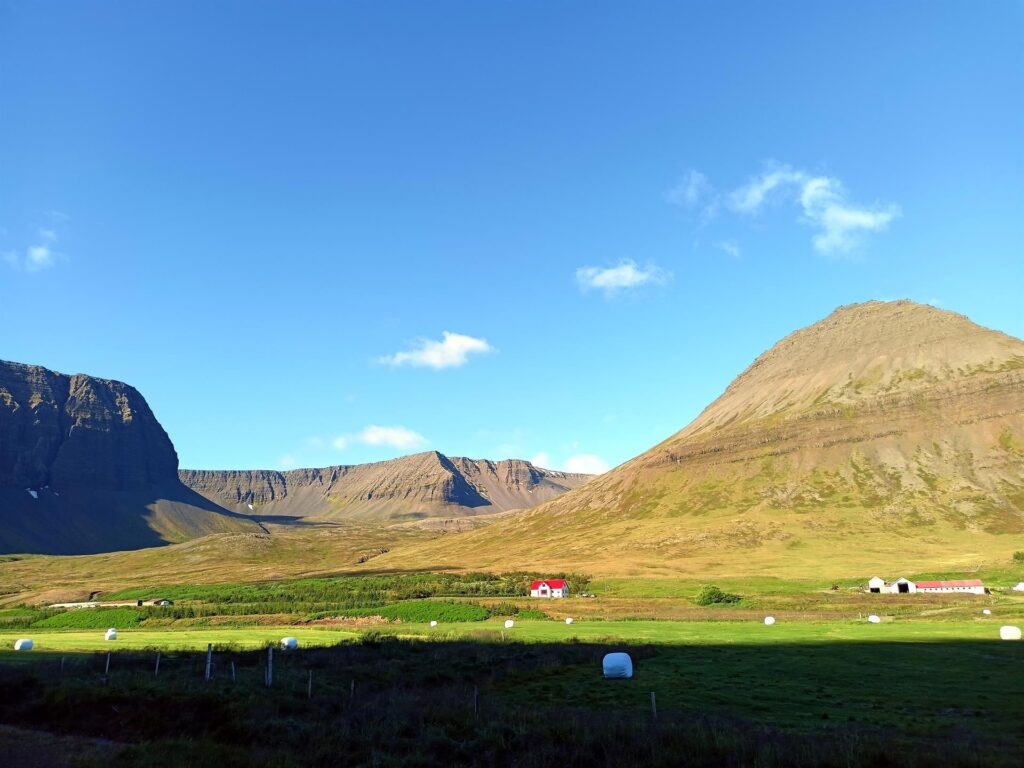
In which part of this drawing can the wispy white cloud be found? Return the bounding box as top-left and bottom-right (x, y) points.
(727, 164), (808, 214)
(278, 454), (298, 469)
(379, 331), (493, 370)
(530, 451), (610, 475)
(333, 425), (428, 452)
(5, 227), (64, 272)
(798, 176), (900, 254)
(529, 452), (552, 468)
(715, 240), (741, 259)
(668, 169), (721, 222)
(564, 454), (610, 474)
(667, 169), (710, 208)
(576, 259), (670, 296)
(722, 163), (899, 254)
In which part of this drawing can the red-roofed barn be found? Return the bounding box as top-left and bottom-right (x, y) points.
(530, 579), (568, 598)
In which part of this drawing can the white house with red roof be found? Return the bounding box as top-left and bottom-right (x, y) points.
(867, 576), (985, 595)
(530, 579), (568, 598)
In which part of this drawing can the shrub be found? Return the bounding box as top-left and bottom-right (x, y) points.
(517, 609), (548, 620)
(486, 602), (521, 617)
(693, 585), (741, 606)
(1013, 551), (1024, 564)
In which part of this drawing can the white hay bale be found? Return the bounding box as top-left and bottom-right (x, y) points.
(429, 620), (438, 627)
(999, 626), (1022, 641)
(565, 617), (574, 625)
(763, 616), (776, 626)
(504, 619), (515, 629)
(104, 628), (118, 641)
(280, 636), (299, 650)
(13, 639), (33, 651)
(982, 609), (992, 615)
(602, 652), (633, 679)
(867, 615), (881, 624)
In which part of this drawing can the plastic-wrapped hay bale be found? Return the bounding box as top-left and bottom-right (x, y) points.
(982, 609), (992, 615)
(867, 615), (881, 624)
(999, 626), (1022, 641)
(602, 652), (633, 679)
(565, 617), (574, 625)
(105, 628), (118, 641)
(430, 620), (438, 627)
(764, 616), (776, 626)
(14, 639), (33, 651)
(280, 636), (299, 650)
(504, 619), (515, 629)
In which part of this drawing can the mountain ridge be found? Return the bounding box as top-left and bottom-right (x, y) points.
(180, 451), (592, 521)
(375, 301), (1024, 576)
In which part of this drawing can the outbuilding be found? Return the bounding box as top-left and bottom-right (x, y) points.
(530, 579), (569, 598)
(868, 576), (985, 595)
(914, 579), (985, 595)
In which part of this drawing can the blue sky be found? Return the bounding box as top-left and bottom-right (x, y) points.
(1, 2), (1022, 473)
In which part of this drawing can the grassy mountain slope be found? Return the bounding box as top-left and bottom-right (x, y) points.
(374, 301), (1024, 576)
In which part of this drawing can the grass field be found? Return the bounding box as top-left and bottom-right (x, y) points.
(1, 620), (1022, 767)
(2, 570), (1024, 765)
(3, 615), (1022, 654)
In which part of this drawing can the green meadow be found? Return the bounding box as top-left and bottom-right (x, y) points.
(2, 572), (1023, 766)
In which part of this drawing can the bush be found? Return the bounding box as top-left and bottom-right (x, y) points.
(517, 609), (549, 620)
(486, 602), (521, 618)
(1013, 551), (1024, 564)
(693, 585), (741, 606)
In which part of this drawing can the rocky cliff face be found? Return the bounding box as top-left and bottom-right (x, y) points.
(0, 359), (260, 555)
(0, 360), (178, 491)
(180, 452), (592, 521)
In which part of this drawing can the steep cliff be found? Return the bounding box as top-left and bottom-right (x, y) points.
(0, 359), (260, 555)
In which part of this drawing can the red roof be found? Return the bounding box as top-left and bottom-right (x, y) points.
(914, 580), (983, 588)
(531, 580), (566, 590)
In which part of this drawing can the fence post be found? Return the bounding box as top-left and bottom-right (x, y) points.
(154, 652), (161, 677)
(266, 645), (274, 688)
(205, 643), (213, 682)
(473, 685), (479, 718)
(104, 652), (111, 678)
(307, 670), (313, 700)
(650, 692), (657, 720)
(350, 679), (355, 703)
(231, 661), (236, 683)
(60, 657), (65, 677)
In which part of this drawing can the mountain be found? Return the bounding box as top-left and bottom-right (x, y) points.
(380, 301), (1024, 576)
(0, 359), (262, 555)
(180, 453), (592, 521)
(0, 358), (591, 556)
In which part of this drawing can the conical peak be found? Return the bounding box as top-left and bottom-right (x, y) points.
(681, 301), (1024, 437)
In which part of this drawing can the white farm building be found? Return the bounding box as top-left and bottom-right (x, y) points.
(868, 576), (985, 595)
(530, 579), (568, 598)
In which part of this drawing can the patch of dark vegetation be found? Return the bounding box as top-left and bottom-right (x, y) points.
(0, 638), (1019, 767)
(101, 572), (592, 614)
(693, 585), (742, 606)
